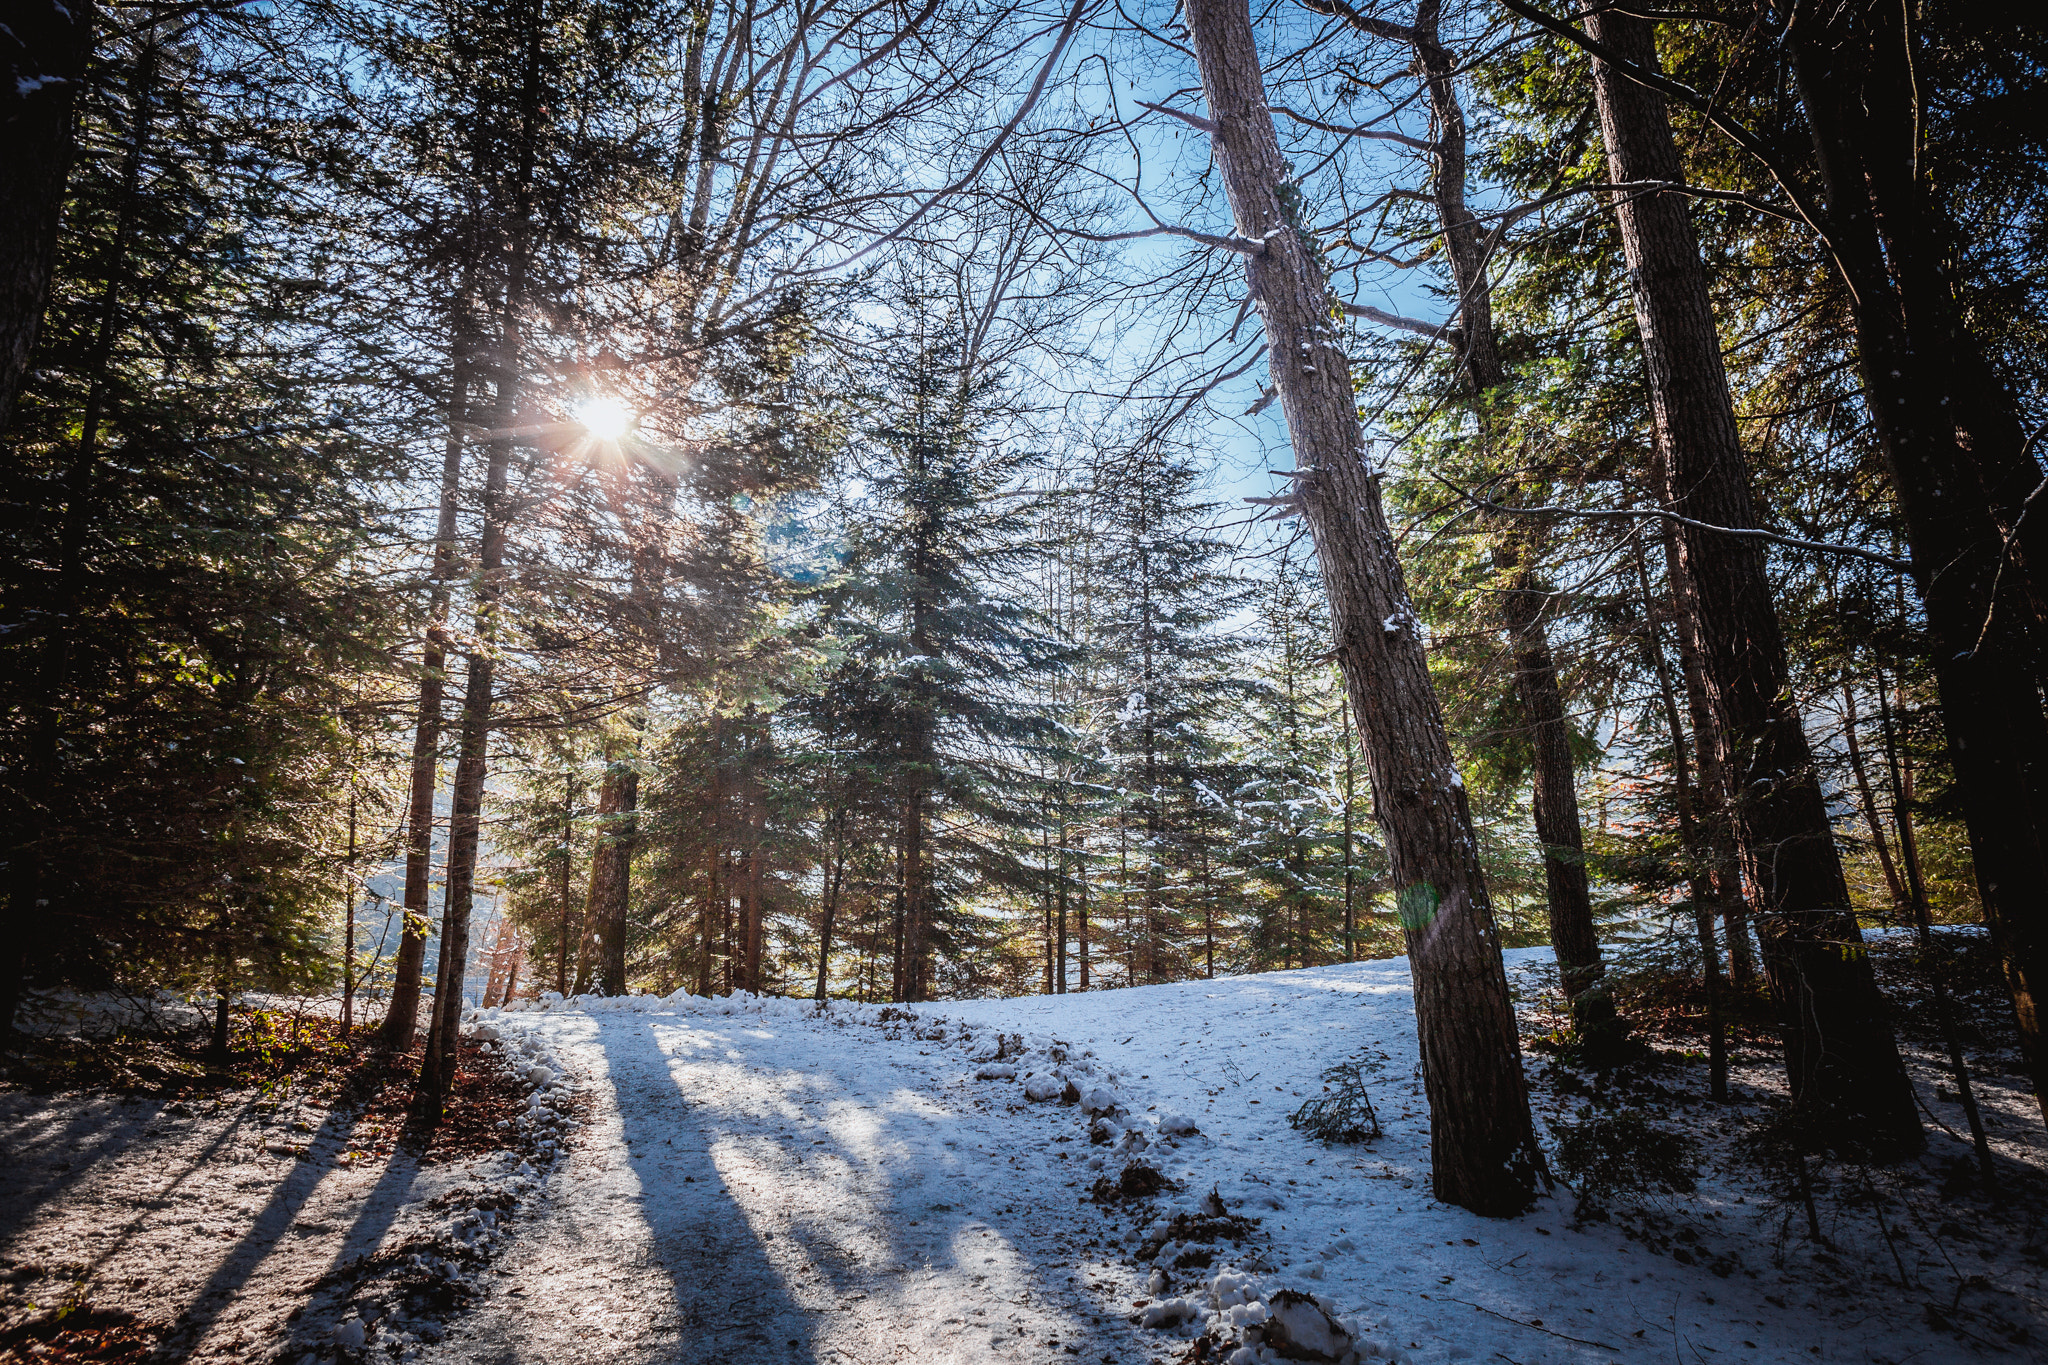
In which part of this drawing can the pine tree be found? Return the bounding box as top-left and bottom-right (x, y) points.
(1, 16), (402, 1029)
(802, 273), (1065, 1001)
(1082, 434), (1255, 984)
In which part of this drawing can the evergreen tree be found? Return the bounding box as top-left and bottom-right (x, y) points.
(0, 16), (402, 1030)
(1082, 433), (1254, 985)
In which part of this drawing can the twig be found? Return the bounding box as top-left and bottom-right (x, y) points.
(1433, 476), (1915, 574)
(1438, 1295), (1618, 1350)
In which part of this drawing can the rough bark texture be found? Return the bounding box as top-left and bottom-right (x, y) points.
(1587, 9), (1919, 1148)
(1185, 0), (1543, 1216)
(1789, 0), (2048, 1127)
(0, 0), (94, 432)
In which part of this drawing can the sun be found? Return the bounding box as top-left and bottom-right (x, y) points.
(574, 396), (635, 442)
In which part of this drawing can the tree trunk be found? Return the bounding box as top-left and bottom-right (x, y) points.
(1586, 8), (1918, 1149)
(1788, 2), (2048, 1129)
(377, 336), (472, 1049)
(0, 0), (94, 432)
(901, 782), (926, 1001)
(1877, 673), (1998, 1182)
(1389, 0), (1612, 1036)
(585, 738), (640, 997)
(422, 616), (497, 1107)
(1840, 685), (1906, 910)
(816, 810), (844, 1004)
(502, 940), (523, 1006)
(1184, 0), (1544, 1216)
(556, 774), (577, 996)
(1641, 553), (1729, 1099)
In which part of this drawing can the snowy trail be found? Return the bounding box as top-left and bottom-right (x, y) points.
(435, 1010), (1168, 1365)
(445, 953), (2025, 1365)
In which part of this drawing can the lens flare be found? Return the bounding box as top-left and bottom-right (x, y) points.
(575, 396), (635, 442)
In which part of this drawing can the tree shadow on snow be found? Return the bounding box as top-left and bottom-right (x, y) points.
(597, 1013), (1113, 1365)
(588, 1017), (829, 1363)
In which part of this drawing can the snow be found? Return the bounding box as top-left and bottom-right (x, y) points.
(443, 950), (2017, 1363)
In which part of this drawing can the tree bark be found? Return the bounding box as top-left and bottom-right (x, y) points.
(1185, 0), (1544, 1216)
(1641, 552), (1728, 1098)
(816, 809), (844, 1003)
(377, 329), (472, 1049)
(1586, 8), (1918, 1148)
(1840, 685), (1906, 910)
(1788, 0), (2048, 1128)
(585, 739), (640, 996)
(0, 0), (95, 432)
(1404, 0), (1611, 1036)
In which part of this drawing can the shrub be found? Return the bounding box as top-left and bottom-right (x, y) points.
(1552, 1106), (1698, 1209)
(1288, 1055), (1384, 1145)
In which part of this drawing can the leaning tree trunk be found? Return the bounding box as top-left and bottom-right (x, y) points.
(1586, 8), (1919, 1150)
(1788, 0), (2048, 1129)
(0, 0), (94, 432)
(1185, 0), (1544, 1216)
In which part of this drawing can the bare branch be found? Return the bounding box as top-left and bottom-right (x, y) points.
(1137, 98), (1219, 133)
(1435, 477), (1915, 574)
(1269, 104), (1434, 151)
(1343, 301), (1455, 338)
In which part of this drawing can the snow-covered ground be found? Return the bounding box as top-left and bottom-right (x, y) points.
(445, 948), (2034, 1364)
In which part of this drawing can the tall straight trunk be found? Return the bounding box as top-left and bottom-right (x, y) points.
(1342, 700), (1357, 961)
(420, 4), (544, 1110)
(423, 627), (497, 1103)
(1840, 686), (1906, 909)
(1185, 0), (1543, 1215)
(1788, 2), (2048, 1126)
(343, 788), (358, 1036)
(816, 810), (845, 1003)
(378, 326), (472, 1049)
(0, 0), (94, 431)
(731, 708), (766, 992)
(1042, 814), (1055, 995)
(1641, 554), (1728, 1098)
(696, 753), (722, 996)
(890, 877), (905, 1004)
(585, 740), (640, 996)
(1055, 819), (1069, 992)
(1325, 0), (1611, 1032)
(1077, 856), (1090, 991)
(1585, 9), (1917, 1147)
(1660, 521), (1756, 991)
(901, 783), (926, 1001)
(555, 775), (577, 996)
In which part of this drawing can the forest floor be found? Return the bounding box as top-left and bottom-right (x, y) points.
(2, 937), (2045, 1365)
(0, 1006), (563, 1365)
